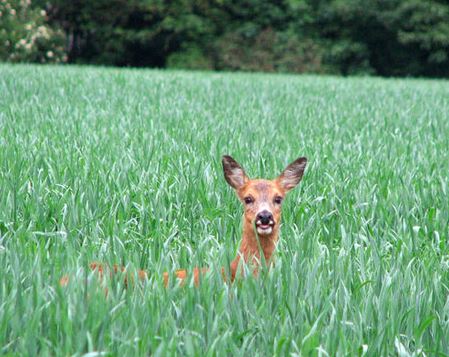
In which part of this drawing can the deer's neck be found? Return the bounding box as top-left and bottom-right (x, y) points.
(230, 219), (279, 279)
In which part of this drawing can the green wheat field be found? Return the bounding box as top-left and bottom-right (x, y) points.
(1, 64), (449, 356)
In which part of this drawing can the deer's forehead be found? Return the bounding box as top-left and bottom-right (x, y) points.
(242, 180), (282, 197)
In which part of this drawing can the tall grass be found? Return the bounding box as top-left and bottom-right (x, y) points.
(1, 64), (449, 356)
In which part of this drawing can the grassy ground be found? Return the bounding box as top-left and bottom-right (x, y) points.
(1, 64), (449, 356)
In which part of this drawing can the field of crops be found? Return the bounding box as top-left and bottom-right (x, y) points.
(1, 64), (449, 356)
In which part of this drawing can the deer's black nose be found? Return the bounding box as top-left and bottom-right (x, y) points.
(257, 210), (273, 225)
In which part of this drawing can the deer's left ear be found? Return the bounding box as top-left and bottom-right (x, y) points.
(277, 157), (307, 192)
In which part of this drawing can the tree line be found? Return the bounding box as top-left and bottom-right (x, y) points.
(2, 0), (449, 77)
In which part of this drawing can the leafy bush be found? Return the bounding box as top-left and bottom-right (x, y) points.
(215, 28), (327, 73)
(325, 40), (373, 75)
(166, 46), (213, 70)
(316, 0), (449, 77)
(385, 0), (449, 76)
(0, 0), (66, 63)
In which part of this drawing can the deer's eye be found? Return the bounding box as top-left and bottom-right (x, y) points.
(274, 196), (283, 205)
(244, 196), (254, 205)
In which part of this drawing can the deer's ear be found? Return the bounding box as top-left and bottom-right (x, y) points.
(222, 155), (248, 190)
(277, 157), (307, 192)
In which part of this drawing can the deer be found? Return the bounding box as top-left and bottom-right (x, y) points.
(59, 155), (307, 288)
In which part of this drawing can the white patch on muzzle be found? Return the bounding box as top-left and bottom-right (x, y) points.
(255, 204), (274, 235)
(256, 225), (273, 235)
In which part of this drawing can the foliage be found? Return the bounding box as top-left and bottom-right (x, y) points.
(166, 46), (213, 70)
(214, 28), (326, 73)
(39, 0), (219, 67)
(0, 0), (65, 63)
(1, 64), (449, 355)
(315, 0), (449, 76)
(2, 0), (449, 76)
(385, 0), (449, 76)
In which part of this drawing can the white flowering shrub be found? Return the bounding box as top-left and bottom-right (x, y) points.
(0, 0), (66, 63)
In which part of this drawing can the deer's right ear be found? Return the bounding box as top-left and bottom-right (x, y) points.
(222, 155), (248, 190)
(277, 157), (307, 192)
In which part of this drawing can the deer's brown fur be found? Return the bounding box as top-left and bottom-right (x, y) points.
(60, 155), (307, 288)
